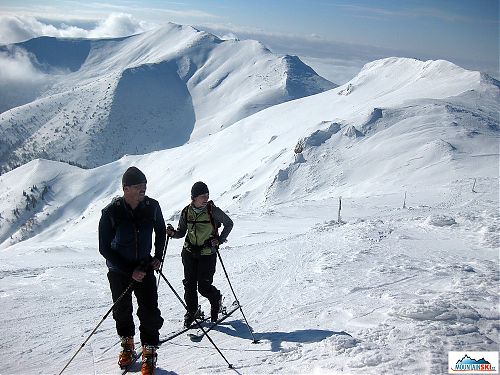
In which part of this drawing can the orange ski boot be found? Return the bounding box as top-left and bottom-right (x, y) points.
(118, 336), (136, 369)
(141, 345), (157, 375)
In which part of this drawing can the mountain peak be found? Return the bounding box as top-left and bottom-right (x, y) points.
(338, 57), (485, 107)
(0, 24), (334, 172)
(357, 57), (479, 82)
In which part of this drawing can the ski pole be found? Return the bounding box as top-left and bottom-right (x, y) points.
(59, 280), (135, 375)
(216, 249), (259, 343)
(157, 270), (234, 369)
(157, 235), (170, 288)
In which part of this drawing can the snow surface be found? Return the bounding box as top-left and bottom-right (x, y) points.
(0, 55), (498, 374)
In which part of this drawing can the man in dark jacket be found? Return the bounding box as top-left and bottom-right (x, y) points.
(98, 166), (166, 373)
(167, 181), (233, 327)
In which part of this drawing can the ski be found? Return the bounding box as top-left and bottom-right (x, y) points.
(121, 314), (211, 374)
(160, 315), (211, 344)
(187, 302), (240, 342)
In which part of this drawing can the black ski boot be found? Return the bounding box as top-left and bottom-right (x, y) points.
(184, 311), (196, 328)
(184, 309), (202, 328)
(211, 293), (222, 322)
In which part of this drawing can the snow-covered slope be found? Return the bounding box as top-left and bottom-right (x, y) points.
(0, 57), (497, 247)
(0, 23), (335, 172)
(0, 57), (498, 374)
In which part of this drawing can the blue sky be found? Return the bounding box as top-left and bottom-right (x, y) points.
(0, 0), (498, 80)
(194, 0), (498, 59)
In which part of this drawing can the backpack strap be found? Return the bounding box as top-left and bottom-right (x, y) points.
(206, 200), (220, 237)
(182, 205), (188, 223)
(107, 196), (123, 230)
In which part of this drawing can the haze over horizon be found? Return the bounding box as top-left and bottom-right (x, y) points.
(0, 0), (498, 83)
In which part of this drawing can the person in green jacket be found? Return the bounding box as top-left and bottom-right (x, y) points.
(167, 181), (233, 327)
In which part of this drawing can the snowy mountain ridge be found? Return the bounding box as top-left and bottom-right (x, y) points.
(0, 23), (335, 173)
(0, 55), (497, 249)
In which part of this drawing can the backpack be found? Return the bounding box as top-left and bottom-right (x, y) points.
(181, 200), (221, 241)
(106, 196), (158, 231)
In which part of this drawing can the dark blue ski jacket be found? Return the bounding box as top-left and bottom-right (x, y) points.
(98, 196), (166, 276)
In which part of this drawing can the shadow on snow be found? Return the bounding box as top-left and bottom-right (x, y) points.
(211, 318), (351, 352)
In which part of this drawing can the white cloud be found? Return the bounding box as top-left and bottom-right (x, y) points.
(0, 45), (46, 83)
(0, 15), (38, 44)
(336, 4), (483, 23)
(87, 12), (152, 39)
(0, 12), (159, 112)
(0, 13), (156, 45)
(0, 45), (51, 112)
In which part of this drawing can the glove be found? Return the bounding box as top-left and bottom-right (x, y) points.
(166, 223), (176, 237)
(205, 235), (222, 248)
(132, 260), (148, 282)
(150, 257), (161, 271)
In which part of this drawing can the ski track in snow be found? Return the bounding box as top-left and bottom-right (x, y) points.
(0, 184), (498, 375)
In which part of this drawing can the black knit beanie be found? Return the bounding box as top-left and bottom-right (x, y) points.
(122, 166), (147, 187)
(191, 181), (209, 198)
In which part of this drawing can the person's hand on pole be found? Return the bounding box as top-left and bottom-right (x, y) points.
(151, 257), (161, 271)
(166, 224), (175, 237)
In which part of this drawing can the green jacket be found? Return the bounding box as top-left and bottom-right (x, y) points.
(172, 201), (233, 255)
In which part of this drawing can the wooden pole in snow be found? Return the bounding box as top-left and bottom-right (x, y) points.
(338, 196), (342, 223)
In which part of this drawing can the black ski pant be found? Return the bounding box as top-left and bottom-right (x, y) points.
(182, 249), (220, 314)
(107, 270), (163, 346)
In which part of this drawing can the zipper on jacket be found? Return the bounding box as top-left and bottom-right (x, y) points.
(134, 223), (138, 261)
